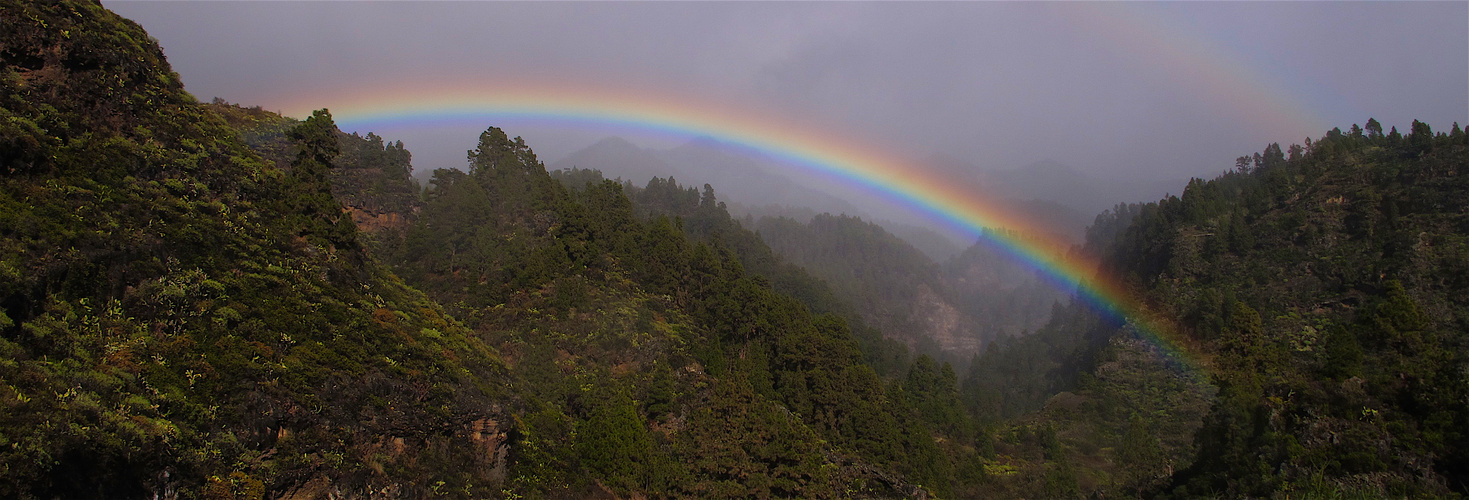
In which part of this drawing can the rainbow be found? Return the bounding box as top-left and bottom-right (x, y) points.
(246, 3), (1363, 382)
(1062, 3), (1329, 140)
(272, 81), (1212, 377)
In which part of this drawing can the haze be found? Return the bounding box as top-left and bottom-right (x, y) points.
(108, 1), (1466, 219)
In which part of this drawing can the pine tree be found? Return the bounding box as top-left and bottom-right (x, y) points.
(1365, 117), (1384, 139)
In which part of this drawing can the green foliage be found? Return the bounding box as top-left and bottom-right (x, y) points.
(1158, 127), (1469, 498)
(622, 175), (916, 377)
(672, 379), (840, 498)
(575, 385), (656, 492)
(904, 355), (970, 440)
(1319, 325), (1362, 379)
(377, 128), (956, 496)
(963, 119), (1469, 498)
(0, 3), (512, 496)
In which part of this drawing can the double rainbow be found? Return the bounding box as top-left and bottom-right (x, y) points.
(288, 82), (1209, 375)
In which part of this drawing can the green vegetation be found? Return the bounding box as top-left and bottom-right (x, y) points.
(1152, 123), (1469, 498)
(391, 132), (987, 497)
(5, 2), (1467, 498)
(1, 2), (509, 497)
(752, 213), (964, 358)
(962, 120), (1469, 498)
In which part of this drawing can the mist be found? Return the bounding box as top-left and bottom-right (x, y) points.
(108, 1), (1466, 225)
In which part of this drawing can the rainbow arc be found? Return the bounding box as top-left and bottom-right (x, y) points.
(286, 82), (1211, 375)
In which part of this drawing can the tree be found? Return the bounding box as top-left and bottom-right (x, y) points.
(1235, 156), (1252, 174)
(904, 355), (968, 438)
(1410, 120), (1433, 147)
(1319, 325), (1362, 379)
(287, 109), (340, 186)
(575, 386), (655, 492)
(1365, 118), (1384, 139)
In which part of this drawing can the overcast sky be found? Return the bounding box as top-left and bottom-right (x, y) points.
(107, 1), (1466, 183)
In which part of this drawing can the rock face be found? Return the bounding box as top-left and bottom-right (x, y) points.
(943, 237), (1072, 344)
(270, 415), (514, 500)
(467, 418), (510, 482)
(346, 206), (415, 234)
(912, 284), (977, 354)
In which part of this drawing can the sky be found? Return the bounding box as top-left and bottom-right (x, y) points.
(107, 1), (1467, 191)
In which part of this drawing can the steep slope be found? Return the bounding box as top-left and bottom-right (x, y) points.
(379, 131), (958, 497)
(210, 98), (970, 497)
(961, 122), (1469, 498)
(884, 222), (966, 263)
(602, 174), (917, 377)
(944, 232), (1073, 342)
(1147, 124), (1469, 497)
(1, 2), (512, 498)
(754, 214), (982, 357)
(749, 213), (1073, 365)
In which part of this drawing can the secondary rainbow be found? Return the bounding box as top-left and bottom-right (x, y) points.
(1064, 3), (1329, 140)
(289, 83), (1209, 375)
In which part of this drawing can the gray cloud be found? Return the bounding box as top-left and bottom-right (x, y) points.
(108, 1), (1466, 189)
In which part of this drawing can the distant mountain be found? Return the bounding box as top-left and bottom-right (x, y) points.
(984, 159), (1191, 217)
(550, 136), (864, 217)
(943, 235), (1071, 341)
(926, 155), (1190, 240)
(728, 203), (970, 263)
(727, 202), (822, 225)
(551, 136), (673, 187)
(883, 222), (967, 263)
(981, 160), (1093, 205)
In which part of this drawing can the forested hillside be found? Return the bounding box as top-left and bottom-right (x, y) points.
(1152, 122), (1469, 497)
(342, 128), (1016, 496)
(0, 2), (513, 497)
(945, 232), (1072, 347)
(549, 136), (866, 226)
(962, 121), (1469, 497)
(737, 212), (1066, 368)
(753, 214), (975, 356)
(177, 104), (981, 498)
(0, 3), (1017, 497)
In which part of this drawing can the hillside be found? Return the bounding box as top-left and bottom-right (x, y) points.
(361, 129), (982, 497)
(741, 213), (1068, 365)
(753, 214), (979, 357)
(0, 2), (512, 497)
(925, 155), (1187, 240)
(961, 122), (1469, 497)
(1149, 123), (1469, 497)
(944, 232), (1074, 343)
(202, 107), (968, 497)
(2, 3), (965, 498)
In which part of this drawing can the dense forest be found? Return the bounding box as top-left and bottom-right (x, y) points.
(3, 2), (1467, 499)
(0, 3), (976, 497)
(959, 119), (1469, 497)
